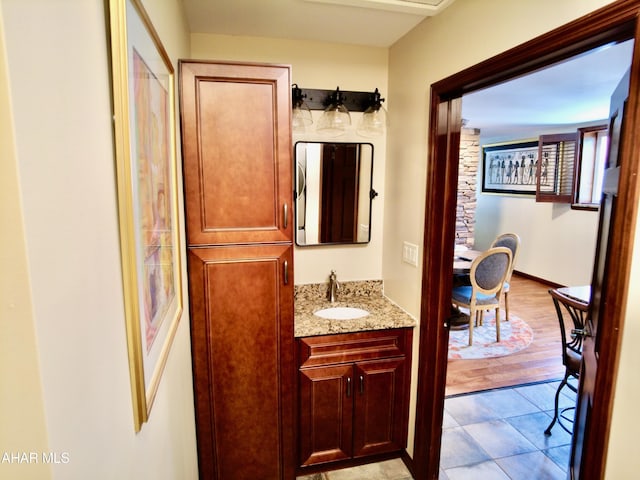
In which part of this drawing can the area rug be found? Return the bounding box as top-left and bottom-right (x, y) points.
(448, 312), (534, 360)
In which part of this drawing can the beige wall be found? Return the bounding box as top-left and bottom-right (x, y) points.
(191, 34), (389, 284)
(385, 0), (618, 316)
(385, 0), (622, 459)
(3, 0), (638, 477)
(0, 0), (198, 478)
(0, 6), (51, 479)
(606, 205), (640, 478)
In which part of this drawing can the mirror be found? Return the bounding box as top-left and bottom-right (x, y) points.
(295, 141), (375, 246)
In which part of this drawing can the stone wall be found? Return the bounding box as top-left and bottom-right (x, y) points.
(456, 128), (480, 247)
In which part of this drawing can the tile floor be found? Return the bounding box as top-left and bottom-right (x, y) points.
(297, 459), (413, 480)
(297, 380), (576, 480)
(440, 379), (576, 479)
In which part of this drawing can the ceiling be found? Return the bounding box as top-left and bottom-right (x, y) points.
(182, 0), (456, 47)
(181, 1), (634, 141)
(462, 40), (635, 142)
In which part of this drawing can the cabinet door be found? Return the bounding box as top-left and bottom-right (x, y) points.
(188, 244), (294, 480)
(353, 357), (407, 458)
(299, 364), (354, 466)
(180, 61), (292, 246)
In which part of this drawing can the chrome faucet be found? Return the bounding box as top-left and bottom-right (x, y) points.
(328, 270), (340, 303)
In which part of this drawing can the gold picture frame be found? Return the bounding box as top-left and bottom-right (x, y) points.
(108, 0), (183, 431)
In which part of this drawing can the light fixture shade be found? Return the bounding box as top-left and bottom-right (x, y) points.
(357, 105), (388, 138)
(292, 83), (313, 133)
(292, 103), (313, 132)
(357, 88), (388, 138)
(317, 104), (351, 136)
(317, 87), (351, 137)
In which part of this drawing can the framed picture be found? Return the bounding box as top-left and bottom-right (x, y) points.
(108, 0), (183, 431)
(482, 140), (540, 195)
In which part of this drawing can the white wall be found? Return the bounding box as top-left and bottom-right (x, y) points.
(190, 34), (388, 284)
(0, 1), (198, 478)
(473, 122), (609, 286)
(474, 196), (599, 286)
(385, 0), (619, 459)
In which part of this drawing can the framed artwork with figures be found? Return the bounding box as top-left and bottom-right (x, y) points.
(482, 140), (540, 195)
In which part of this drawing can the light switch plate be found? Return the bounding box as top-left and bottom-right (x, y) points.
(402, 241), (419, 267)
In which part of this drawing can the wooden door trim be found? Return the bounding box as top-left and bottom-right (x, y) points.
(413, 2), (640, 479)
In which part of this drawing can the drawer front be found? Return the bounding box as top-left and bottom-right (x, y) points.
(298, 329), (410, 368)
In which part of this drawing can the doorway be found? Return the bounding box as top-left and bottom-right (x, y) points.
(412, 3), (640, 479)
(446, 38), (633, 396)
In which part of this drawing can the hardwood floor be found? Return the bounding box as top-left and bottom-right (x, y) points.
(445, 274), (566, 396)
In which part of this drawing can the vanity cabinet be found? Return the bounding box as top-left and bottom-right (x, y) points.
(180, 61), (294, 480)
(297, 328), (412, 469)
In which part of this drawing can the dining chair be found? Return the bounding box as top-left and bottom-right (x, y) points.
(451, 246), (512, 346)
(544, 287), (587, 435)
(490, 233), (521, 321)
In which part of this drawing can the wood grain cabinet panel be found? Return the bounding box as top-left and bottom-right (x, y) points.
(353, 358), (407, 458)
(180, 60), (292, 246)
(188, 245), (294, 480)
(180, 60), (294, 480)
(299, 364), (354, 466)
(297, 329), (412, 471)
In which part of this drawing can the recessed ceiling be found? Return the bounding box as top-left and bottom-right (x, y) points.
(182, 0), (456, 47)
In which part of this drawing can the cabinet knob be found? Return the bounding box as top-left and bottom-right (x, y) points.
(346, 377), (352, 397)
(359, 375), (364, 395)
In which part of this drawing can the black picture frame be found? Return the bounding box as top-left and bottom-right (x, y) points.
(482, 140), (539, 195)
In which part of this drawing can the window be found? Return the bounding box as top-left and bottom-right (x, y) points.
(535, 132), (579, 203)
(534, 126), (607, 210)
(574, 125), (608, 209)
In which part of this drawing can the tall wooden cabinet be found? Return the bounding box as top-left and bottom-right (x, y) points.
(179, 61), (294, 480)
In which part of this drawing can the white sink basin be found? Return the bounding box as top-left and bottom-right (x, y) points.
(314, 307), (369, 320)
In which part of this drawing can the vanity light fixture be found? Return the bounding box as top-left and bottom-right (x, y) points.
(357, 88), (388, 138)
(291, 85), (388, 137)
(292, 84), (313, 133)
(316, 87), (351, 137)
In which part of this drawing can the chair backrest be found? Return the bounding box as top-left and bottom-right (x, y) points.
(470, 246), (512, 298)
(549, 288), (587, 371)
(490, 233), (521, 282)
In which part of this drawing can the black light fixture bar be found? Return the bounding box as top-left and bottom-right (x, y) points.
(295, 87), (375, 112)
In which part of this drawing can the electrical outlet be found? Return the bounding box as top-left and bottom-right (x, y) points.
(402, 241), (419, 267)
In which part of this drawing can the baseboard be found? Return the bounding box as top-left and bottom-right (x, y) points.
(513, 270), (564, 289)
(400, 450), (416, 478)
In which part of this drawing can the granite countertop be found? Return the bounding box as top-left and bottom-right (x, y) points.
(294, 280), (416, 338)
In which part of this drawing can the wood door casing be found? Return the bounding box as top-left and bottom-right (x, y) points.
(180, 61), (292, 246)
(188, 244), (294, 480)
(416, 3), (640, 479)
(570, 68), (630, 480)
